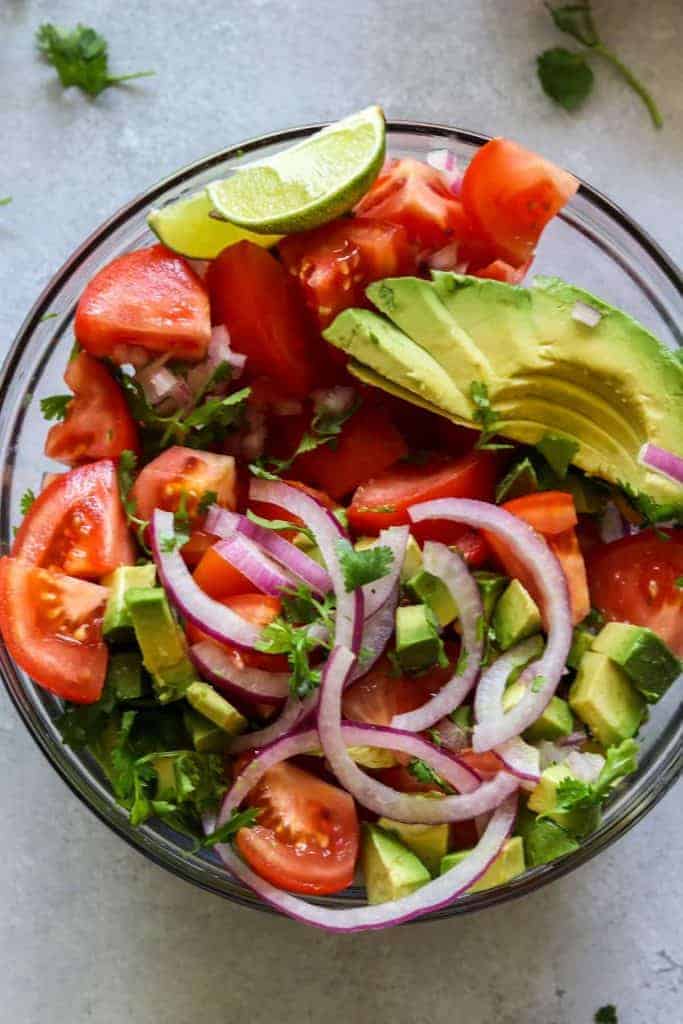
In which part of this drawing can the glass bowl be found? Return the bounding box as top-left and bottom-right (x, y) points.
(0, 121), (681, 923)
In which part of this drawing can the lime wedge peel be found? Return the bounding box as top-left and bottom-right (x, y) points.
(206, 105), (386, 235)
(147, 191), (282, 260)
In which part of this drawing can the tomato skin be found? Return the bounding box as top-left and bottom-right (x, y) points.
(502, 491), (578, 536)
(180, 530), (218, 568)
(45, 352), (140, 465)
(290, 404), (408, 501)
(472, 258), (531, 284)
(348, 451), (499, 535)
(548, 528), (590, 624)
(193, 545), (256, 600)
(587, 529), (683, 656)
(354, 159), (471, 251)
(75, 244), (211, 362)
(248, 478), (336, 530)
(185, 593), (288, 673)
(208, 242), (319, 398)
(461, 138), (579, 267)
(342, 650), (457, 726)
(279, 217), (418, 328)
(0, 558), (108, 703)
(130, 447), (237, 528)
(12, 459), (135, 578)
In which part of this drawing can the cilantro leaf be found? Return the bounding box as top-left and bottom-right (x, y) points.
(36, 23), (154, 98)
(246, 509), (315, 545)
(536, 433), (580, 478)
(617, 481), (682, 530)
(554, 739), (639, 816)
(470, 381), (512, 451)
(336, 539), (394, 592)
(160, 530), (189, 553)
(197, 490), (218, 516)
(40, 394), (71, 421)
(256, 585), (335, 698)
(19, 489), (36, 516)
(676, 576), (683, 590)
(537, 48), (594, 111)
(408, 758), (454, 794)
(0, 197), (11, 206)
(546, 3), (598, 46)
(117, 449), (149, 548)
(194, 807), (260, 850)
(594, 1005), (618, 1024)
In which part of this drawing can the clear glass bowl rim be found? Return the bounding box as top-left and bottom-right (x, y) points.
(1, 119), (681, 923)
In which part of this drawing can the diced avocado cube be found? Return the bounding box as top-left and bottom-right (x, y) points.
(493, 579), (542, 651)
(495, 457), (539, 503)
(515, 804), (580, 866)
(102, 563), (156, 641)
(504, 680), (573, 741)
(346, 746), (399, 769)
(440, 837), (525, 891)
(355, 536), (377, 551)
(183, 707), (231, 753)
(591, 622), (681, 703)
(125, 586), (194, 703)
(395, 604), (443, 672)
(185, 682), (247, 736)
(106, 650), (144, 701)
(527, 763), (600, 837)
(569, 651), (645, 747)
(400, 534), (423, 583)
(362, 825), (430, 904)
(474, 571), (508, 621)
(567, 624), (595, 670)
(376, 818), (449, 876)
(406, 569), (458, 627)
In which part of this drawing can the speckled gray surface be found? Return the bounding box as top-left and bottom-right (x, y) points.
(1, 2), (681, 1022)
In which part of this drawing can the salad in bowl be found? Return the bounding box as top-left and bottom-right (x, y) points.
(0, 107), (681, 932)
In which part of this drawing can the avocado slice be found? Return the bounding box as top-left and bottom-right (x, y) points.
(569, 651), (645, 747)
(125, 586), (194, 703)
(503, 682), (574, 742)
(362, 824), (431, 904)
(492, 579), (542, 651)
(527, 763), (601, 837)
(185, 681), (247, 736)
(440, 837), (525, 891)
(405, 568), (458, 628)
(516, 804), (580, 866)
(183, 707), (231, 753)
(591, 622), (681, 703)
(107, 650), (145, 701)
(102, 563), (156, 641)
(376, 818), (450, 876)
(395, 604), (444, 672)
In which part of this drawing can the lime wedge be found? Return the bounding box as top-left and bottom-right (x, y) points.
(147, 191), (281, 259)
(207, 105), (386, 234)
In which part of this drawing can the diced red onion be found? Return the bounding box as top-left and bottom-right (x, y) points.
(311, 385), (357, 420)
(426, 148), (462, 195)
(136, 357), (177, 405)
(537, 733), (586, 770)
(239, 408), (268, 461)
(494, 736), (541, 784)
(213, 534), (295, 597)
(361, 526), (409, 618)
(571, 300), (602, 328)
(150, 508), (261, 649)
(391, 542), (484, 732)
(599, 501), (627, 543)
(249, 479), (364, 652)
(638, 443), (683, 485)
(190, 640), (289, 704)
(318, 646), (517, 823)
(474, 636), (544, 725)
(410, 499), (572, 751)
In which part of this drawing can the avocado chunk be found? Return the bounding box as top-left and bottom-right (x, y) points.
(503, 682), (574, 741)
(569, 651), (645, 747)
(107, 650), (144, 701)
(395, 603), (444, 672)
(591, 622), (681, 703)
(183, 707), (231, 753)
(440, 837), (525, 892)
(474, 570), (508, 621)
(405, 568), (458, 628)
(492, 579), (542, 651)
(400, 534), (423, 583)
(527, 763), (600, 837)
(567, 624), (595, 670)
(362, 824), (430, 904)
(125, 586), (194, 703)
(496, 457), (539, 503)
(376, 818), (450, 876)
(185, 682), (247, 736)
(516, 805), (579, 866)
(102, 563), (156, 641)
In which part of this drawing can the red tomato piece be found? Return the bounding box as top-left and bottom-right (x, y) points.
(290, 404), (407, 501)
(44, 351), (140, 465)
(185, 593), (288, 673)
(502, 491), (578, 536)
(587, 529), (683, 656)
(180, 529), (218, 568)
(75, 244), (211, 362)
(279, 217), (418, 328)
(12, 459), (135, 578)
(354, 158), (471, 251)
(342, 651), (457, 726)
(207, 242), (319, 398)
(472, 258), (531, 284)
(461, 138), (579, 267)
(248, 478), (336, 530)
(0, 558), (108, 703)
(193, 545), (256, 600)
(130, 447), (237, 528)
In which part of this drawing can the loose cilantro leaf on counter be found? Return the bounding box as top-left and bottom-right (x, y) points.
(19, 489), (36, 516)
(195, 807), (260, 851)
(470, 381), (512, 451)
(337, 539), (393, 592)
(40, 394), (71, 421)
(537, 47), (594, 110)
(594, 1005), (618, 1024)
(536, 433), (579, 478)
(36, 23), (154, 98)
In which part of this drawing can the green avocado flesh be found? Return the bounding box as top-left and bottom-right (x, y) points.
(323, 273), (683, 506)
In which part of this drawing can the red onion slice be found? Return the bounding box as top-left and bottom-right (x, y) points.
(638, 443), (683, 485)
(410, 499), (572, 750)
(494, 736), (541, 784)
(473, 636), (545, 724)
(318, 647), (517, 823)
(565, 750), (605, 783)
(150, 508), (261, 650)
(249, 479), (364, 652)
(362, 526), (409, 618)
(229, 693), (318, 753)
(213, 534), (295, 596)
(352, 585), (400, 680)
(190, 640), (290, 704)
(391, 542), (483, 732)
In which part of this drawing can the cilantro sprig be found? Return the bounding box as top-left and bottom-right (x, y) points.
(408, 758), (454, 794)
(256, 585), (337, 699)
(19, 489), (36, 516)
(193, 807), (260, 851)
(470, 381), (512, 451)
(553, 739), (639, 817)
(336, 540), (394, 592)
(537, 4), (662, 129)
(36, 23), (154, 98)
(40, 394), (71, 421)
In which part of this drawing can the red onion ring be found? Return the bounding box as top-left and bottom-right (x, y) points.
(494, 736), (541, 784)
(213, 534), (295, 596)
(190, 640), (289, 704)
(638, 442), (683, 485)
(361, 526), (409, 618)
(473, 636), (544, 725)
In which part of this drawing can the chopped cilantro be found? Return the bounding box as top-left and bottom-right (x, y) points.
(617, 481), (682, 530)
(336, 539), (394, 592)
(117, 449), (149, 548)
(40, 394), (71, 421)
(19, 489), (36, 516)
(675, 576), (683, 591)
(197, 490), (218, 516)
(554, 739), (639, 815)
(256, 585), (335, 699)
(530, 674), (546, 693)
(251, 392), (360, 479)
(36, 23), (154, 98)
(536, 433), (579, 478)
(194, 807), (260, 851)
(246, 509), (315, 545)
(470, 381), (512, 451)
(408, 758), (454, 794)
(160, 530), (189, 554)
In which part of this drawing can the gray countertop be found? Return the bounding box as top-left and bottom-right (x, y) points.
(1, 2), (681, 1022)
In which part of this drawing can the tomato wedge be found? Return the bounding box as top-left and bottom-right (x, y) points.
(193, 545), (255, 600)
(44, 351), (140, 465)
(342, 652), (456, 726)
(12, 459), (135, 578)
(248, 479), (336, 529)
(130, 447), (237, 529)
(502, 492), (578, 536)
(279, 217), (417, 328)
(75, 244), (211, 362)
(472, 258), (531, 284)
(185, 593), (287, 673)
(236, 761), (359, 895)
(587, 528), (683, 656)
(0, 558), (108, 702)
(207, 242), (319, 398)
(461, 138), (579, 267)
